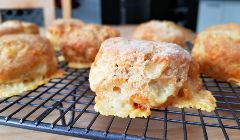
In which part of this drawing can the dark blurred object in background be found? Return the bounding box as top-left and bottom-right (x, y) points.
(102, 0), (199, 30)
(0, 9), (44, 26)
(120, 0), (151, 24)
(101, 0), (151, 24)
(150, 0), (198, 30)
(0, 0), (199, 30)
(101, 0), (121, 24)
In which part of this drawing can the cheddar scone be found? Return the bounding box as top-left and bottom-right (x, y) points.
(89, 37), (216, 118)
(192, 23), (240, 85)
(0, 34), (63, 98)
(133, 20), (195, 47)
(61, 24), (120, 68)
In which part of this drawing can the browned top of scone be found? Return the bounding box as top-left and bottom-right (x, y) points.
(0, 34), (58, 84)
(133, 20), (195, 47)
(192, 24), (240, 83)
(0, 20), (39, 36)
(47, 19), (85, 39)
(61, 24), (120, 63)
(204, 23), (240, 32)
(83, 24), (120, 42)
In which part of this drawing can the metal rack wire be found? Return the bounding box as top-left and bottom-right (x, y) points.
(0, 61), (240, 139)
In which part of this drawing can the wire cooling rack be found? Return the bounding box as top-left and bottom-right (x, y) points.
(0, 61), (240, 140)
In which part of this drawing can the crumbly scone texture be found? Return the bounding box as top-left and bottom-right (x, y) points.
(61, 24), (120, 68)
(46, 19), (85, 50)
(0, 20), (39, 36)
(0, 34), (63, 98)
(192, 23), (240, 85)
(89, 37), (216, 118)
(133, 20), (195, 47)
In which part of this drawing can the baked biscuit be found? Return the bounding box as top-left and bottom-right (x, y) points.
(204, 23), (240, 32)
(61, 24), (120, 68)
(89, 37), (216, 118)
(133, 20), (195, 47)
(46, 19), (85, 50)
(0, 34), (63, 98)
(192, 23), (240, 85)
(0, 20), (39, 36)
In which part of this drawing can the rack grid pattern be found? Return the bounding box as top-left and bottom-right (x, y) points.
(0, 61), (240, 140)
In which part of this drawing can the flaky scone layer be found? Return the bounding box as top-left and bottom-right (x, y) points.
(89, 37), (216, 118)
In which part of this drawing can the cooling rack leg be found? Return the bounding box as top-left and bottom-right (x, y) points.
(58, 103), (67, 126)
(69, 92), (76, 125)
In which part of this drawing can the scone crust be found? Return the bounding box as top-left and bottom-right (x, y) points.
(0, 34), (59, 84)
(0, 20), (39, 35)
(0, 27), (22, 37)
(204, 23), (240, 32)
(133, 20), (195, 47)
(46, 19), (85, 50)
(89, 37), (216, 118)
(61, 24), (120, 68)
(192, 24), (240, 85)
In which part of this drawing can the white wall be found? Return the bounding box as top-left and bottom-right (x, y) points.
(197, 0), (240, 32)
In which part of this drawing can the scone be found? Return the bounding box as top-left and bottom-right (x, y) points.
(0, 34), (63, 98)
(61, 24), (120, 68)
(46, 19), (85, 50)
(204, 23), (240, 32)
(192, 23), (240, 85)
(133, 20), (195, 47)
(89, 37), (216, 118)
(0, 20), (39, 36)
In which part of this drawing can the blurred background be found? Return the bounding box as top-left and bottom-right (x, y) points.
(0, 0), (240, 32)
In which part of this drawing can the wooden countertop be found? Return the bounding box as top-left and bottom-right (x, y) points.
(0, 125), (81, 140)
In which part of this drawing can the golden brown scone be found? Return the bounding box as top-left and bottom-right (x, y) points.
(46, 19), (85, 50)
(61, 24), (120, 68)
(89, 37), (216, 118)
(133, 20), (195, 47)
(0, 34), (63, 98)
(192, 23), (240, 85)
(0, 20), (39, 36)
(204, 23), (240, 32)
